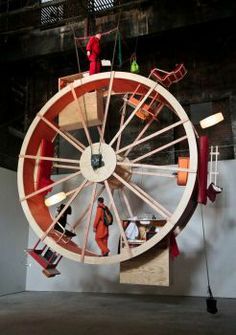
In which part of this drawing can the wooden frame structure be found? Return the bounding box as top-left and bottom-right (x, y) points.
(18, 71), (198, 266)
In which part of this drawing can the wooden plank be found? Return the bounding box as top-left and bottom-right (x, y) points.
(42, 268), (61, 278)
(58, 72), (89, 90)
(58, 90), (104, 131)
(120, 239), (170, 286)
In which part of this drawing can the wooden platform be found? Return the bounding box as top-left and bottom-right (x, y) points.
(42, 267), (61, 278)
(58, 71), (104, 131)
(58, 90), (104, 131)
(58, 72), (89, 90)
(120, 238), (171, 286)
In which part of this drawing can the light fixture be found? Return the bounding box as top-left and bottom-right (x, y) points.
(101, 59), (111, 66)
(45, 192), (66, 207)
(200, 112), (224, 129)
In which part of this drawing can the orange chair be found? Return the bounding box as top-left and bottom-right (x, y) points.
(127, 64), (187, 121)
(177, 157), (190, 186)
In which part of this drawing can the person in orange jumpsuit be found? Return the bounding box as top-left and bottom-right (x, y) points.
(93, 197), (110, 256)
(86, 33), (102, 75)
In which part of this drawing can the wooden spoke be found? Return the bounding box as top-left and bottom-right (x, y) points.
(101, 71), (115, 141)
(132, 170), (176, 178)
(124, 102), (165, 156)
(116, 97), (127, 152)
(97, 126), (103, 139)
(72, 186), (105, 229)
(53, 163), (80, 170)
(20, 170), (82, 201)
(66, 181), (92, 197)
(81, 183), (97, 262)
(104, 180), (132, 256)
(109, 83), (158, 147)
(113, 172), (171, 220)
(116, 161), (195, 173)
(19, 154), (80, 165)
(37, 114), (84, 153)
(132, 135), (187, 163)
(129, 181), (172, 217)
(41, 178), (88, 241)
(70, 84), (92, 145)
(121, 189), (134, 217)
(117, 120), (185, 155)
(63, 130), (86, 150)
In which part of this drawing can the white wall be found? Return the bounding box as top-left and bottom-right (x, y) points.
(0, 167), (28, 296)
(26, 160), (236, 298)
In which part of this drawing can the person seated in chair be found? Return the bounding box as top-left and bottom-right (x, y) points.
(124, 216), (139, 240)
(54, 204), (76, 237)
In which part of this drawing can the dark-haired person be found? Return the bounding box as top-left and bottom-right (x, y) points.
(93, 197), (110, 256)
(54, 204), (76, 237)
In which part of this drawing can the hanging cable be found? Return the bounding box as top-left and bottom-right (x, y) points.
(117, 30), (123, 68)
(71, 21), (122, 164)
(71, 6), (123, 164)
(201, 205), (211, 289)
(200, 205), (218, 314)
(118, 189), (129, 218)
(111, 14), (122, 72)
(70, 24), (92, 153)
(71, 25), (82, 73)
(98, 9), (122, 155)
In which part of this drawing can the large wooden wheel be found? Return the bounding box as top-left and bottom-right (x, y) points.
(17, 71), (198, 265)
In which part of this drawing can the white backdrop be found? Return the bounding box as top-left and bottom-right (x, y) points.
(0, 167), (29, 296)
(25, 160), (236, 298)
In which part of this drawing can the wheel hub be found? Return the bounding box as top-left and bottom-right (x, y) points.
(80, 142), (117, 182)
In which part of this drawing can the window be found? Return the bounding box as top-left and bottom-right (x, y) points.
(40, 0), (64, 26)
(88, 0), (114, 13)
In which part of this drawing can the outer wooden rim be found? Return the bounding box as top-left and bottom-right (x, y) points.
(17, 71), (198, 265)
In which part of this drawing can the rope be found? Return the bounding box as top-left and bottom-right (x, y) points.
(70, 25), (92, 153)
(200, 205), (212, 296)
(117, 31), (122, 68)
(71, 25), (81, 73)
(74, 28), (118, 42)
(98, 9), (122, 155)
(134, 35), (139, 53)
(118, 189), (129, 218)
(110, 16), (121, 72)
(70, 7), (122, 158)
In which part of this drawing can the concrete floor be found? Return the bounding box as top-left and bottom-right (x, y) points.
(0, 292), (236, 335)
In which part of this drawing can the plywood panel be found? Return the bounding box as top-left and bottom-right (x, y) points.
(58, 90), (104, 131)
(120, 239), (170, 286)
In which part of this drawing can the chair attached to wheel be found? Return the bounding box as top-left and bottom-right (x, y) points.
(126, 64), (187, 121)
(27, 239), (63, 278)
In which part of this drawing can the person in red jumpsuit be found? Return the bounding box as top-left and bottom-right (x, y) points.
(93, 197), (110, 256)
(86, 33), (102, 75)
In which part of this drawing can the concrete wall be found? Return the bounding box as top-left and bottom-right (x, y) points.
(0, 167), (28, 296)
(26, 160), (236, 298)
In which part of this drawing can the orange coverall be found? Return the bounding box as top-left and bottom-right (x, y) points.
(86, 36), (101, 75)
(93, 204), (109, 256)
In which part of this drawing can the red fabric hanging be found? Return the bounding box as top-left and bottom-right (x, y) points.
(36, 139), (54, 196)
(197, 136), (209, 205)
(170, 233), (180, 258)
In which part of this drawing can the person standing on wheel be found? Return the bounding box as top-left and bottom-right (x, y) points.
(93, 197), (110, 256)
(86, 33), (102, 75)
